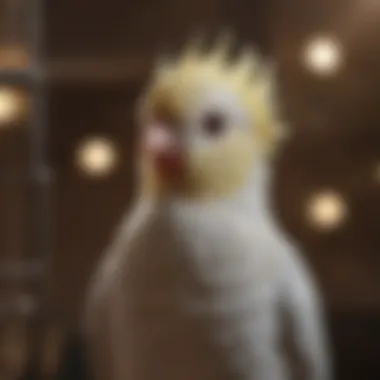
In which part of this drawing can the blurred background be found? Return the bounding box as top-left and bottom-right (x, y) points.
(0, 0), (379, 379)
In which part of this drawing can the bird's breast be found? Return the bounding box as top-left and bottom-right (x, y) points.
(110, 203), (279, 380)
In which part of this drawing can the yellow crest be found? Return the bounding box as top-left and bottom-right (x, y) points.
(147, 32), (284, 153)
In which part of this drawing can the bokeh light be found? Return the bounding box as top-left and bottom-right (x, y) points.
(75, 136), (119, 178)
(0, 87), (26, 126)
(302, 35), (343, 77)
(306, 190), (348, 231)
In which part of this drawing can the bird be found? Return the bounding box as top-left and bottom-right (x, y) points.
(84, 33), (332, 380)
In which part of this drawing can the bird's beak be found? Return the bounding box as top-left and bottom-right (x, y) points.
(142, 123), (185, 179)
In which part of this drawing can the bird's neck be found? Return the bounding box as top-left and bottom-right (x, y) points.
(138, 158), (276, 224)
(228, 158), (275, 219)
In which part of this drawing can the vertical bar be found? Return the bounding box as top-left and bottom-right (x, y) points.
(21, 0), (51, 377)
(29, 0), (50, 308)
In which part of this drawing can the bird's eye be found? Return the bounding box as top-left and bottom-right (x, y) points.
(201, 111), (226, 137)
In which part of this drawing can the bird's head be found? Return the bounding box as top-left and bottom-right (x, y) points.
(137, 34), (284, 201)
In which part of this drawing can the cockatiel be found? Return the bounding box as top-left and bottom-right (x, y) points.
(85, 34), (332, 380)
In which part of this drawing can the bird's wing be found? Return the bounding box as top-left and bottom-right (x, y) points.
(278, 247), (332, 380)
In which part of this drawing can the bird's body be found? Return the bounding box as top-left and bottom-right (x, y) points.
(85, 35), (332, 380)
(87, 163), (329, 380)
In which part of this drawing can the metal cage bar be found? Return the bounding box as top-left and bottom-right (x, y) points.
(0, 0), (51, 378)
(22, 0), (53, 377)
(28, 0), (51, 302)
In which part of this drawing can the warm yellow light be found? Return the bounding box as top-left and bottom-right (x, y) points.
(0, 87), (25, 125)
(307, 191), (348, 231)
(303, 36), (343, 76)
(75, 137), (119, 178)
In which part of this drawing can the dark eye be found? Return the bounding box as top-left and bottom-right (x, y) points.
(201, 112), (226, 137)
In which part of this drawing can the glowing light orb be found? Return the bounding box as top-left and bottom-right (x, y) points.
(75, 137), (118, 178)
(0, 87), (25, 125)
(303, 36), (343, 76)
(306, 191), (348, 231)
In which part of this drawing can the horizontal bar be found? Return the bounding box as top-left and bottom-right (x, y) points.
(0, 57), (150, 87)
(0, 65), (44, 85)
(0, 167), (54, 185)
(0, 294), (38, 317)
(47, 56), (150, 86)
(0, 259), (45, 281)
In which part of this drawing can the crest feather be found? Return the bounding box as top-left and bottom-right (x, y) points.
(154, 54), (175, 78)
(177, 33), (205, 68)
(232, 48), (259, 82)
(207, 30), (234, 65)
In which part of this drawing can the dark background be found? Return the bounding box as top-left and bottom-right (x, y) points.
(1, 0), (380, 379)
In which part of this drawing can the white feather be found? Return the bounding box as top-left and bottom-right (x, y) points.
(86, 160), (332, 380)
